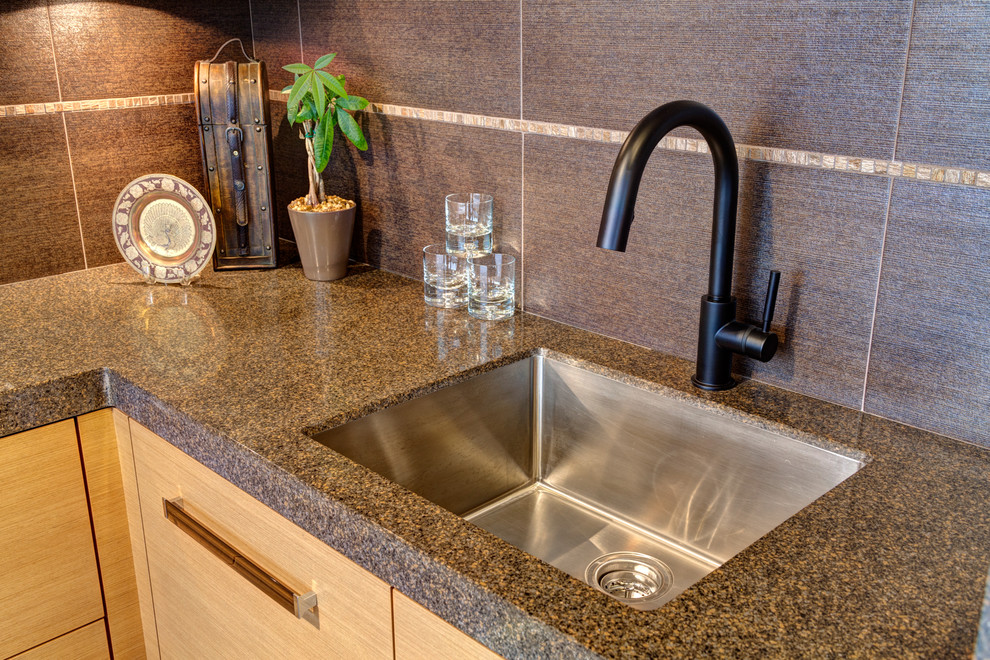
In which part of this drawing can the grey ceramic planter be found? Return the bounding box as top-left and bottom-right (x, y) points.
(287, 205), (356, 281)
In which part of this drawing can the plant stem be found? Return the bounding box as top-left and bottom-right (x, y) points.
(302, 119), (324, 207)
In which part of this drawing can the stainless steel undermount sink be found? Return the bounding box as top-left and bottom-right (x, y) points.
(314, 355), (864, 610)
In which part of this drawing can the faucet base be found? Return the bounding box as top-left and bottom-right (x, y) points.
(691, 374), (737, 391)
(694, 295), (737, 391)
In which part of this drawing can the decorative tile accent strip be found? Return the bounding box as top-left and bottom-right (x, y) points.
(326, 96), (988, 190)
(0, 93), (195, 118)
(7, 89), (986, 190)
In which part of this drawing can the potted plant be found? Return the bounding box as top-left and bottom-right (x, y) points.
(282, 53), (369, 281)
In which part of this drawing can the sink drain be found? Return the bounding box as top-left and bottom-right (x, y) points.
(585, 552), (673, 607)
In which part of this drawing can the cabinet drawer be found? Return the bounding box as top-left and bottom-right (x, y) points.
(0, 419), (104, 658)
(393, 590), (503, 660)
(130, 421), (393, 659)
(12, 620), (109, 660)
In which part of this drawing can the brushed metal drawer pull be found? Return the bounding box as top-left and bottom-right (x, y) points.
(163, 497), (319, 627)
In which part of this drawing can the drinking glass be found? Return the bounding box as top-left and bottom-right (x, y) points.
(422, 244), (468, 308)
(445, 193), (493, 256)
(468, 253), (515, 320)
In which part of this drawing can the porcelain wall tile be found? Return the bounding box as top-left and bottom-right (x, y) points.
(249, 0), (304, 92)
(319, 113), (523, 280)
(522, 133), (890, 407)
(894, 0), (990, 169)
(864, 180), (990, 447)
(0, 114), (84, 285)
(522, 0), (912, 158)
(0, 0), (60, 106)
(64, 105), (206, 268)
(48, 0), (252, 101)
(299, 0), (521, 118)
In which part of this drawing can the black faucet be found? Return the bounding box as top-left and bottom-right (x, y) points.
(598, 100), (780, 391)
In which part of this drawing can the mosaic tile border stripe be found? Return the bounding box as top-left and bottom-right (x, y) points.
(347, 98), (990, 190)
(0, 93), (195, 117)
(3, 90), (986, 190)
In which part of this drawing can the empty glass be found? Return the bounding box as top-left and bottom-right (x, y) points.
(445, 193), (493, 256)
(423, 244), (468, 308)
(468, 253), (515, 321)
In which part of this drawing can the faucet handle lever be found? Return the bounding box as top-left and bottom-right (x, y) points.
(761, 270), (781, 333)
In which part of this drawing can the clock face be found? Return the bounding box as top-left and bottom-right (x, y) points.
(139, 198), (197, 258)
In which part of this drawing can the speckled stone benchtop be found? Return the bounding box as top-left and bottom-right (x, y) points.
(3, 261), (989, 659)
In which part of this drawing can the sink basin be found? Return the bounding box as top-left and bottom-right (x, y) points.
(314, 355), (864, 609)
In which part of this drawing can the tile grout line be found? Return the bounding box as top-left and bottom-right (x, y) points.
(61, 114), (87, 269)
(860, 177), (894, 412)
(520, 133), (525, 313)
(518, 0), (524, 312)
(890, 0), (919, 165)
(860, 0), (917, 411)
(46, 0), (87, 270)
(519, 0), (524, 122)
(45, 1), (62, 104)
(247, 0), (257, 59)
(295, 0), (304, 62)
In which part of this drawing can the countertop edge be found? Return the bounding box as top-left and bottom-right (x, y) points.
(0, 368), (599, 659)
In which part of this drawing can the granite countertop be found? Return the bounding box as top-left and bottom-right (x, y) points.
(2, 261), (989, 659)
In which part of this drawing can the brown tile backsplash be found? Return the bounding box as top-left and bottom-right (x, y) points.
(522, 0), (912, 158)
(523, 133), (890, 408)
(0, 0), (59, 106)
(318, 112), (522, 280)
(249, 0), (303, 92)
(48, 0), (252, 101)
(0, 114), (84, 285)
(864, 180), (990, 447)
(271, 106), (523, 279)
(270, 104), (309, 243)
(0, 1), (987, 445)
(895, 0), (990, 170)
(64, 105), (206, 268)
(299, 0), (521, 118)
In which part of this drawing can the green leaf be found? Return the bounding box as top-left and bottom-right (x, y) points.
(309, 72), (326, 118)
(313, 53), (336, 70)
(280, 84), (292, 94)
(286, 75), (310, 124)
(315, 70), (347, 98)
(336, 108), (367, 150)
(282, 63), (312, 75)
(335, 95), (369, 111)
(312, 114), (334, 173)
(296, 97), (317, 122)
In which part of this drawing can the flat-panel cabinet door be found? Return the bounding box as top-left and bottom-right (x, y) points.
(0, 419), (104, 658)
(13, 620), (110, 660)
(393, 590), (503, 660)
(130, 421), (393, 659)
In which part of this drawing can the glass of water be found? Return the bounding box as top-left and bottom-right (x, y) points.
(423, 244), (468, 308)
(468, 253), (515, 320)
(445, 193), (493, 256)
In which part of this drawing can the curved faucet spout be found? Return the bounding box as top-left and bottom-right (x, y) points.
(597, 100), (739, 302)
(597, 101), (780, 391)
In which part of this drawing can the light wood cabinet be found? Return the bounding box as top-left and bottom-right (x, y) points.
(77, 409), (148, 658)
(0, 419), (106, 658)
(393, 590), (503, 660)
(128, 419), (394, 659)
(3, 410), (507, 659)
(11, 620), (109, 660)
